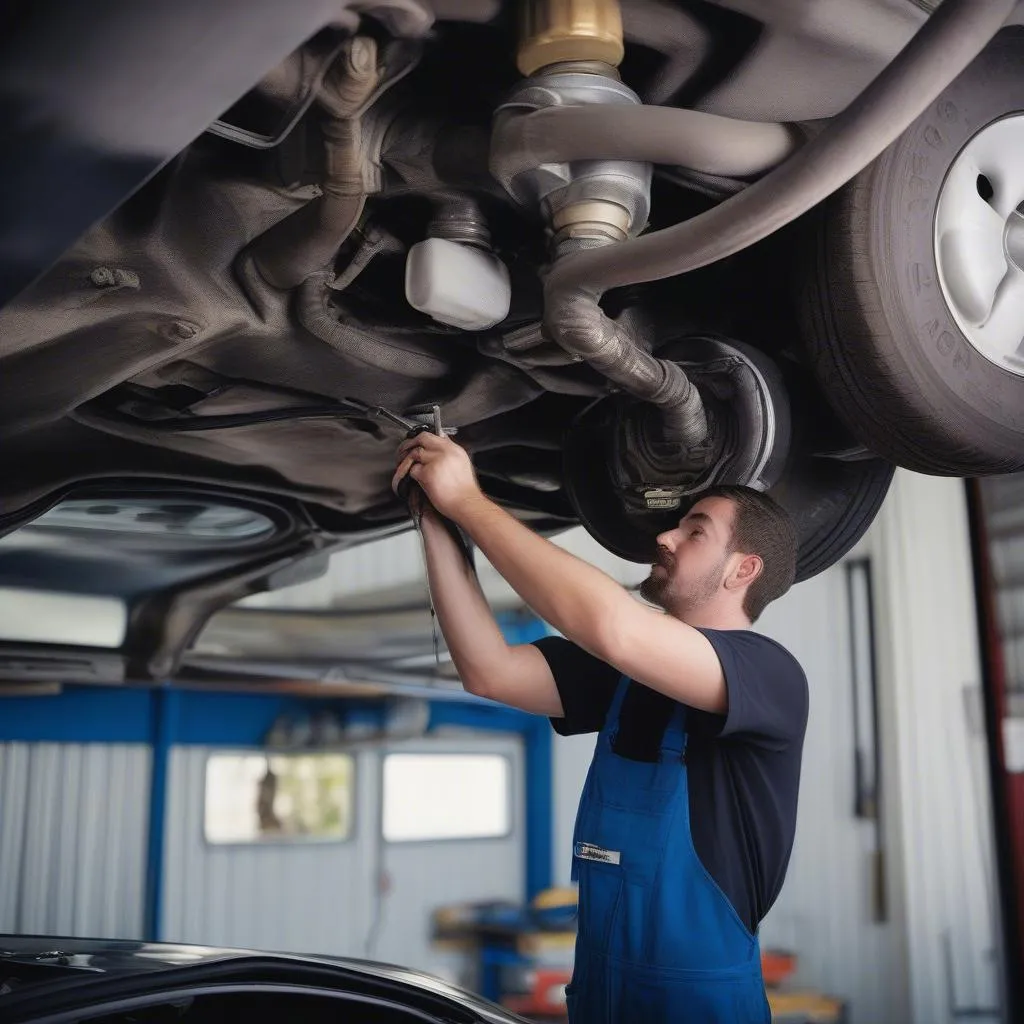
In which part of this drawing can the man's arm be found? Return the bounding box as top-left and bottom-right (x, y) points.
(417, 505), (564, 717)
(395, 434), (727, 714)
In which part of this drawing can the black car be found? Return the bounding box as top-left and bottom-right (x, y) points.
(0, 935), (528, 1023)
(0, 0), (1022, 689)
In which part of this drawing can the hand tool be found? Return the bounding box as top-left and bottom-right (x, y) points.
(363, 399), (474, 666)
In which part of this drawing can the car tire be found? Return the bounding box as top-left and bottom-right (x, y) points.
(799, 28), (1024, 477)
(769, 369), (894, 582)
(771, 451), (893, 583)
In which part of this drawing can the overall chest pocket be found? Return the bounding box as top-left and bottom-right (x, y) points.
(592, 748), (682, 814)
(575, 793), (682, 894)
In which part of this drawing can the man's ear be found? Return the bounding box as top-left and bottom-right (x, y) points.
(726, 554), (763, 591)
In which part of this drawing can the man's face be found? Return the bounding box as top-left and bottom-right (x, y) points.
(639, 497), (737, 618)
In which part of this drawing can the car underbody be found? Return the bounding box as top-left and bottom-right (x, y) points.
(0, 0), (1022, 683)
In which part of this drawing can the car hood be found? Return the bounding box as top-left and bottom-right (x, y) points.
(0, 934), (525, 1024)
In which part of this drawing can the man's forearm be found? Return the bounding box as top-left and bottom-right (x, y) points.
(393, 432), (724, 715)
(455, 496), (628, 659)
(419, 509), (511, 691)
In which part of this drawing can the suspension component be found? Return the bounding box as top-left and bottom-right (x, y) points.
(517, 0), (624, 77)
(492, 0), (647, 256)
(494, 0), (704, 463)
(492, 69), (650, 255)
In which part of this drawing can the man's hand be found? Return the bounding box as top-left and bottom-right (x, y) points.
(392, 432), (486, 521)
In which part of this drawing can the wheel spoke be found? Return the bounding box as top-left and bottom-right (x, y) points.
(970, 117), (1024, 221)
(944, 157), (1007, 233)
(936, 166), (1009, 324)
(989, 164), (1024, 222)
(974, 268), (1024, 369)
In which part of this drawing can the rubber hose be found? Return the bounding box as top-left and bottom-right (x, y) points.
(547, 288), (709, 448)
(496, 105), (799, 181)
(297, 275), (451, 379)
(252, 194), (366, 291)
(251, 38), (380, 290)
(546, 0), (1017, 298)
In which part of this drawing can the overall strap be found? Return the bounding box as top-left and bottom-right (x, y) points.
(603, 676), (689, 760)
(659, 704), (689, 759)
(602, 675), (632, 735)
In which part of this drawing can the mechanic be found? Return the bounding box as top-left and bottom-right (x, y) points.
(393, 432), (808, 1024)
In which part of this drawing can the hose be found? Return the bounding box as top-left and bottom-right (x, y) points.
(494, 104), (800, 181)
(547, 292), (710, 448)
(542, 0), (1017, 450)
(298, 274), (451, 379)
(546, 0), (1017, 297)
(251, 37), (381, 290)
(253, 192), (367, 291)
(78, 397), (427, 434)
(348, 0), (434, 38)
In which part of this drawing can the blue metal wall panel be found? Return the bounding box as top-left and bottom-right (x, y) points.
(0, 689), (153, 743)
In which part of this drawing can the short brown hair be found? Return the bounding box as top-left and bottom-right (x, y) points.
(700, 485), (798, 622)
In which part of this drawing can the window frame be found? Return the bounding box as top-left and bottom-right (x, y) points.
(380, 750), (515, 845)
(201, 748), (358, 849)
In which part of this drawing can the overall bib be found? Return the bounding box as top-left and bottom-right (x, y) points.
(567, 677), (771, 1023)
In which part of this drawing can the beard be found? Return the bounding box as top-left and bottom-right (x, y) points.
(639, 563), (671, 607)
(640, 551), (728, 617)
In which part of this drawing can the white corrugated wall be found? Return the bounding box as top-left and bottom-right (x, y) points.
(240, 531), (428, 610)
(552, 732), (594, 889)
(869, 471), (1002, 1024)
(161, 734), (524, 977)
(0, 742), (150, 938)
(161, 745), (378, 956)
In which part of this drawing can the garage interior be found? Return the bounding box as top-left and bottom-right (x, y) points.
(2, 0), (1024, 1022)
(0, 470), (1020, 1022)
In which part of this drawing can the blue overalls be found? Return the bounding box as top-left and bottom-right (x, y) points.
(566, 677), (771, 1023)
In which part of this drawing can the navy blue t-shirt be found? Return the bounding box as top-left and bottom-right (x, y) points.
(534, 629), (808, 933)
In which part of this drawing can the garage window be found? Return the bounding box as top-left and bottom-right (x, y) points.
(0, 589), (127, 647)
(204, 752), (354, 844)
(383, 753), (511, 842)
